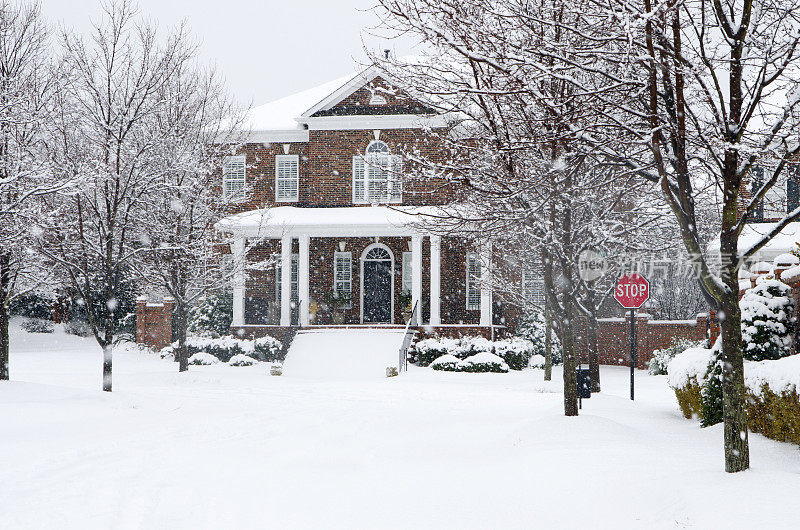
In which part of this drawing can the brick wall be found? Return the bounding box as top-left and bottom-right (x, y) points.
(135, 297), (174, 351)
(575, 313), (717, 369)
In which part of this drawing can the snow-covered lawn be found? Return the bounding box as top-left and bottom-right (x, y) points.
(3, 324), (798, 529)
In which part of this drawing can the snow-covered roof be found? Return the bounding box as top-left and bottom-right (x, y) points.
(709, 221), (800, 263)
(242, 73), (358, 133)
(215, 206), (444, 238)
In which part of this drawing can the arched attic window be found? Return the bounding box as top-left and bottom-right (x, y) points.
(353, 140), (403, 204)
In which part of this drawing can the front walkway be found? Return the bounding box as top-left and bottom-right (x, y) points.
(4, 324), (800, 529)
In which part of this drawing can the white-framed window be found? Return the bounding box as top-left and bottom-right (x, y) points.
(222, 155), (246, 200)
(401, 251), (412, 294)
(466, 252), (481, 310)
(334, 251), (352, 308)
(275, 253), (299, 302)
(522, 271), (545, 309)
(275, 154), (299, 202)
(353, 140), (402, 204)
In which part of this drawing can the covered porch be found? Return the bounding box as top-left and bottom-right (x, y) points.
(215, 206), (496, 332)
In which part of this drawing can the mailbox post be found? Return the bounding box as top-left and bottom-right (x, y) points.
(614, 273), (650, 401)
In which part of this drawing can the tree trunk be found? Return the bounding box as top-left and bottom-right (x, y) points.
(102, 343), (112, 392)
(719, 213), (750, 472)
(584, 283), (601, 392)
(586, 310), (600, 392)
(719, 295), (749, 472)
(544, 304), (553, 382)
(175, 302), (188, 372)
(562, 296), (579, 416)
(0, 251), (11, 381)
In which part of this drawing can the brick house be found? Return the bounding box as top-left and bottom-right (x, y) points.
(213, 65), (530, 341)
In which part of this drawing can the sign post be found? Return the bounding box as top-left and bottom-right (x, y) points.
(614, 273), (650, 401)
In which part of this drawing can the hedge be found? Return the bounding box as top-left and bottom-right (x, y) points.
(162, 335), (283, 363)
(669, 348), (800, 446)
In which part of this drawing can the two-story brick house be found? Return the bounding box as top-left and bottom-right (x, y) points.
(214, 66), (529, 340)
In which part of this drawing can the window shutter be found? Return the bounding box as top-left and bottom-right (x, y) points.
(353, 156), (366, 203)
(750, 166), (764, 222)
(390, 155), (403, 203)
(402, 251), (412, 294)
(788, 164), (800, 214)
(466, 253), (481, 310)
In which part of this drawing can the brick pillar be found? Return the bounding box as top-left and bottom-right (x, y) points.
(135, 296), (148, 345)
(163, 297), (175, 348)
(708, 309), (720, 346)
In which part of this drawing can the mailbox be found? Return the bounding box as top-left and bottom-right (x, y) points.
(576, 368), (591, 399)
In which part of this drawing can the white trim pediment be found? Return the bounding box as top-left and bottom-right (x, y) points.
(301, 67), (381, 118)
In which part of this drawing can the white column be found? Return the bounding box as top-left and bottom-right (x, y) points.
(298, 234), (310, 326)
(280, 235), (292, 326)
(411, 235), (423, 323)
(479, 241), (493, 327)
(232, 236), (246, 327)
(429, 235), (441, 325)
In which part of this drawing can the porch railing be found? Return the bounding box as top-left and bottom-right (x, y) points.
(398, 300), (419, 372)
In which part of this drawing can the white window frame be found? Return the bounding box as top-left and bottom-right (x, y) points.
(275, 253), (299, 302)
(352, 141), (402, 204)
(333, 251), (353, 308)
(222, 155), (246, 200)
(401, 251), (412, 294)
(522, 271), (545, 309)
(275, 154), (299, 202)
(466, 252), (481, 311)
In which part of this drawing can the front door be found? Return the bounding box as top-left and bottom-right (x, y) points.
(363, 260), (392, 323)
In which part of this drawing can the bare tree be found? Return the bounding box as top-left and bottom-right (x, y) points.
(374, 0), (661, 414)
(133, 63), (245, 372)
(38, 0), (196, 391)
(0, 0), (59, 380)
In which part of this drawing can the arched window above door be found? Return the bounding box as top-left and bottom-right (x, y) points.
(353, 141), (403, 204)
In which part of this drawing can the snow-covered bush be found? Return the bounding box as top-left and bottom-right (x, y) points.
(430, 354), (461, 371)
(253, 336), (283, 362)
(517, 311), (562, 364)
(430, 352), (509, 373)
(528, 354), (546, 369)
(177, 335), (283, 363)
(494, 337), (535, 370)
(64, 319), (93, 337)
(188, 292), (233, 338)
(188, 352), (219, 365)
(667, 340), (725, 427)
(21, 318), (54, 334)
(459, 352), (509, 373)
(228, 354), (258, 366)
(9, 292), (54, 319)
(648, 338), (705, 375)
(740, 279), (795, 361)
(669, 343), (800, 445)
(412, 337), (466, 366)
(462, 336), (494, 355)
(412, 335), (533, 370)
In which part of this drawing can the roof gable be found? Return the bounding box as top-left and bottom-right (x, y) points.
(302, 69), (435, 118)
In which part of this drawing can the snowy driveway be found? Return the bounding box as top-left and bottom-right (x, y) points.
(2, 328), (798, 529)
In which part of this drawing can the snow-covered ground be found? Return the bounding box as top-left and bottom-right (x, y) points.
(3, 322), (798, 529)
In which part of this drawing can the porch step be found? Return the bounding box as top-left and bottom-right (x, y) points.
(282, 329), (409, 379)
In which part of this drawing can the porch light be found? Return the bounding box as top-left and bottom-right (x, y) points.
(338, 241), (346, 252)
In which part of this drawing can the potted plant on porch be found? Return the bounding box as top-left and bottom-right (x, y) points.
(399, 291), (413, 323)
(322, 291), (352, 324)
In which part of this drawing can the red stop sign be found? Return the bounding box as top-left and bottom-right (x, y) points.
(614, 273), (650, 309)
